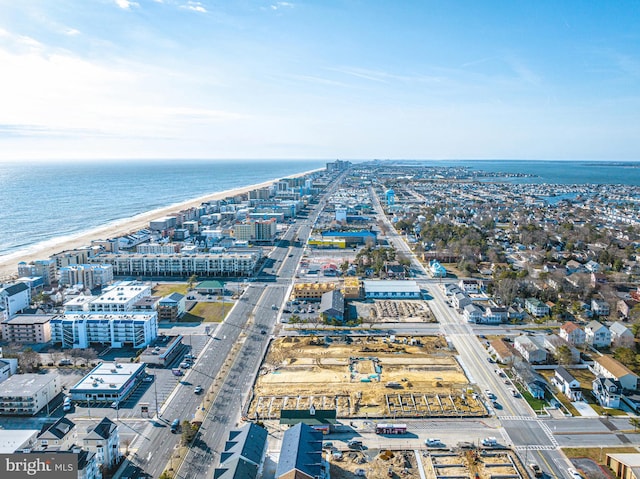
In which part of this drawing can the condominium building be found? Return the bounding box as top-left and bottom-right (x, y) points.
(1, 314), (52, 343)
(136, 243), (179, 254)
(50, 312), (158, 349)
(0, 282), (31, 318)
(59, 264), (114, 290)
(0, 373), (61, 416)
(88, 252), (260, 277)
(88, 281), (151, 313)
(17, 259), (57, 286)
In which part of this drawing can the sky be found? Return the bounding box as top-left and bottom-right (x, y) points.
(0, 1), (638, 161)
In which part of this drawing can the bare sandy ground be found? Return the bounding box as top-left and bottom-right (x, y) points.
(0, 168), (321, 280)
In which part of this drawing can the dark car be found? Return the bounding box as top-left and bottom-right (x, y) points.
(170, 419), (180, 433)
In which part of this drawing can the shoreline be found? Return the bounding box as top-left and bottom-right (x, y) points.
(0, 167), (322, 280)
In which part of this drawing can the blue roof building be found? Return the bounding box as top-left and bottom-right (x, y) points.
(214, 423), (268, 479)
(276, 423), (327, 479)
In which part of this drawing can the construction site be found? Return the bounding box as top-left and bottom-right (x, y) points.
(249, 335), (486, 419)
(328, 448), (525, 479)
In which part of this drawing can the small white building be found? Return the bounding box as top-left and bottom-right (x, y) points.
(592, 377), (622, 408)
(452, 292), (472, 310)
(514, 335), (547, 364)
(463, 303), (484, 323)
(362, 280), (421, 299)
(585, 320), (611, 348)
(458, 279), (481, 294)
(553, 366), (582, 401)
(525, 298), (549, 318)
(559, 322), (586, 347)
(609, 321), (635, 349)
(482, 305), (508, 324)
(69, 362), (146, 405)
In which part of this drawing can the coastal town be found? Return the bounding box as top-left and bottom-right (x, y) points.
(2, 160), (640, 479)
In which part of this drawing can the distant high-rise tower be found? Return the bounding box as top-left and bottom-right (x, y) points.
(386, 188), (395, 206)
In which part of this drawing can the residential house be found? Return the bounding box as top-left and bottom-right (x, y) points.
(593, 355), (639, 391)
(213, 423), (267, 479)
(452, 292), (472, 310)
(553, 366), (582, 401)
(319, 290), (344, 322)
(592, 299), (611, 317)
(559, 322), (586, 347)
(585, 321), (612, 348)
(610, 322), (635, 349)
(617, 299), (638, 320)
(565, 260), (584, 273)
(525, 298), (550, 318)
(458, 279), (480, 294)
(463, 303), (484, 324)
(513, 359), (547, 399)
(37, 417), (77, 451)
(514, 335), (547, 364)
(488, 339), (516, 364)
(82, 417), (120, 470)
(544, 334), (580, 364)
(592, 377), (622, 408)
(483, 305), (508, 324)
(443, 284), (461, 297)
(275, 423), (327, 479)
(585, 260), (601, 273)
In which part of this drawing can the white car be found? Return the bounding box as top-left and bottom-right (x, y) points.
(568, 468), (583, 479)
(425, 438), (443, 447)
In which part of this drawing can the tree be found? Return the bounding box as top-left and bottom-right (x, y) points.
(18, 348), (41, 372)
(630, 417), (640, 432)
(187, 274), (198, 290)
(555, 345), (574, 365)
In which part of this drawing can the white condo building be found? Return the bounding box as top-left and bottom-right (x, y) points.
(89, 251), (260, 277)
(51, 312), (158, 349)
(89, 281), (151, 312)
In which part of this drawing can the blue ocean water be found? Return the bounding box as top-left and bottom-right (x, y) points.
(0, 159), (326, 258)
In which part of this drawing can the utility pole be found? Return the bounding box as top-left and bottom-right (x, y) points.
(154, 377), (160, 417)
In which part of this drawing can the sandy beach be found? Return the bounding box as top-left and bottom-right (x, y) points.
(0, 168), (321, 281)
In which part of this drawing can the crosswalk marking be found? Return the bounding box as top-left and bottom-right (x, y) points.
(514, 445), (557, 451)
(497, 415), (537, 421)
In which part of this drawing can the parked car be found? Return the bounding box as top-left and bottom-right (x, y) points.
(347, 440), (363, 449)
(170, 419), (180, 433)
(482, 437), (497, 447)
(568, 468), (583, 479)
(425, 438), (443, 447)
(59, 359), (72, 366)
(143, 375), (154, 382)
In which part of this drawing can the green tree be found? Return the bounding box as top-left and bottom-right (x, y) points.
(187, 274), (198, 290)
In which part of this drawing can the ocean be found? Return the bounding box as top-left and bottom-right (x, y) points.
(0, 159), (639, 261)
(0, 159), (326, 259)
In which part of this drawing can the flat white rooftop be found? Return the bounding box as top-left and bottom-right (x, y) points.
(93, 281), (151, 305)
(70, 362), (145, 393)
(0, 429), (38, 453)
(0, 373), (59, 396)
(363, 280), (421, 293)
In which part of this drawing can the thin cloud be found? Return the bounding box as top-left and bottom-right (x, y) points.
(271, 2), (294, 10)
(181, 1), (207, 13)
(65, 28), (81, 36)
(114, 0), (139, 10)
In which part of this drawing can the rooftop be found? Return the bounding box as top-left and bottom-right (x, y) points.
(70, 362), (145, 393)
(0, 373), (59, 396)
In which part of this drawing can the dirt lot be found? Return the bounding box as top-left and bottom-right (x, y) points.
(422, 450), (524, 479)
(330, 449), (420, 479)
(250, 336), (484, 418)
(328, 448), (525, 479)
(352, 300), (436, 323)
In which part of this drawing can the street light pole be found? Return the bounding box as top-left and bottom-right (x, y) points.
(153, 376), (160, 417)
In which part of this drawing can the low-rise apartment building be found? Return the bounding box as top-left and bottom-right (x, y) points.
(1, 314), (52, 343)
(593, 355), (639, 391)
(0, 373), (61, 416)
(88, 251), (260, 277)
(51, 312), (157, 349)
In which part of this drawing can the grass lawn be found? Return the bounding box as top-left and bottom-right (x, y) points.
(517, 386), (549, 412)
(152, 283), (189, 297)
(563, 446), (638, 466)
(184, 302), (228, 322)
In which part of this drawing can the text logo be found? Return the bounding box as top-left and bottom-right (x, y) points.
(0, 454), (77, 479)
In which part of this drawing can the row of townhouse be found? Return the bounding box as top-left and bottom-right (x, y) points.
(560, 320), (634, 349)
